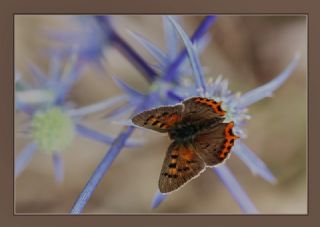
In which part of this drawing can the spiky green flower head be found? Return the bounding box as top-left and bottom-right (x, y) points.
(32, 107), (75, 153)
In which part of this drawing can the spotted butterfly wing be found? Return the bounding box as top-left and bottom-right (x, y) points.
(182, 97), (226, 122)
(132, 105), (183, 133)
(158, 141), (205, 193)
(194, 121), (239, 166)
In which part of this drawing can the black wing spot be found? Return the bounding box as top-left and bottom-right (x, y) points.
(168, 163), (176, 168)
(151, 120), (160, 126)
(183, 167), (190, 171)
(145, 115), (154, 123)
(171, 154), (178, 159)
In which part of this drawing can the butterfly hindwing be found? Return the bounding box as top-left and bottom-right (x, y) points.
(159, 141), (206, 193)
(182, 97), (226, 122)
(194, 122), (239, 166)
(132, 105), (183, 133)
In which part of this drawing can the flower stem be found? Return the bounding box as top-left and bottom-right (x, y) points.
(70, 126), (135, 214)
(70, 93), (156, 214)
(111, 32), (158, 83)
(94, 15), (158, 83)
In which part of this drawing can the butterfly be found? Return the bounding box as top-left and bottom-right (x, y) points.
(132, 97), (239, 194)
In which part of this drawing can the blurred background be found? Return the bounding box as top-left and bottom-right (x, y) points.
(15, 15), (307, 214)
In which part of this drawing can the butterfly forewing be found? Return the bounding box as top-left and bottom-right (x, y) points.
(182, 97), (226, 122)
(159, 141), (205, 193)
(132, 105), (183, 133)
(194, 122), (239, 166)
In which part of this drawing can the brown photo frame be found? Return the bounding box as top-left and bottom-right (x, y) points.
(1, 0), (319, 226)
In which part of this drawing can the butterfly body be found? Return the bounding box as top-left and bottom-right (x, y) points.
(132, 97), (239, 193)
(168, 117), (223, 141)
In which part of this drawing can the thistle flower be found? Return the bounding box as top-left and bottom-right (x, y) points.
(149, 17), (300, 213)
(70, 16), (216, 214)
(70, 15), (300, 214)
(15, 53), (139, 183)
(148, 16), (300, 212)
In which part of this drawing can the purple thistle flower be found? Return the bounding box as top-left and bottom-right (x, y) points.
(69, 15), (299, 214)
(109, 16), (299, 212)
(15, 53), (140, 182)
(149, 16), (300, 213)
(69, 16), (219, 214)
